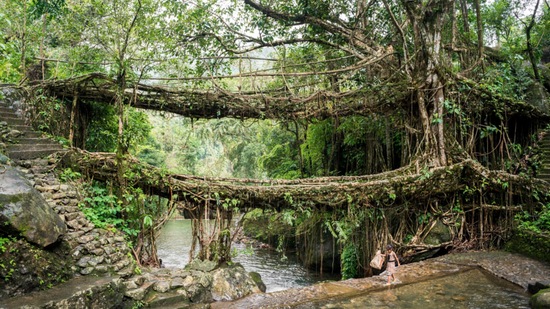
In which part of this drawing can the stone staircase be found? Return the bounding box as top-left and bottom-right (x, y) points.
(537, 130), (550, 182)
(0, 90), (65, 160)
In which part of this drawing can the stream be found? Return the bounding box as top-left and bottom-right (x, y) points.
(156, 219), (340, 293)
(157, 220), (531, 307)
(294, 268), (530, 308)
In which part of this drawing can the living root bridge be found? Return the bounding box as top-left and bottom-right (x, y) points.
(61, 148), (549, 211)
(34, 73), (389, 121)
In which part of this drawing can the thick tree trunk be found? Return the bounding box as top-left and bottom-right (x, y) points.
(402, 0), (452, 166)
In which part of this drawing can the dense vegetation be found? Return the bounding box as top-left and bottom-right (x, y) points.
(1, 0), (549, 277)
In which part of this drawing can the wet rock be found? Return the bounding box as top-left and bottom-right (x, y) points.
(182, 275), (194, 287)
(186, 259), (217, 272)
(77, 256), (92, 267)
(0, 154), (9, 164)
(171, 277), (186, 289)
(88, 255), (105, 266)
(0, 166), (67, 248)
(249, 271), (267, 293)
(95, 265), (110, 273)
(188, 283), (213, 303)
(530, 288), (550, 309)
(80, 266), (95, 275)
(424, 220), (452, 245)
(529, 281), (550, 294)
(125, 281), (154, 300)
(210, 263), (262, 301)
(154, 280), (171, 292)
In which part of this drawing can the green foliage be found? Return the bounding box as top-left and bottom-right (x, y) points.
(0, 237), (14, 254)
(80, 183), (125, 231)
(85, 103), (152, 153)
(340, 243), (358, 280)
(515, 203), (550, 233)
(301, 120), (332, 176)
(0, 38), (21, 83)
(59, 167), (81, 183)
(84, 103), (118, 152)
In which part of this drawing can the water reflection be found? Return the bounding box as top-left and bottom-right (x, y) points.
(294, 269), (530, 309)
(156, 219), (339, 293)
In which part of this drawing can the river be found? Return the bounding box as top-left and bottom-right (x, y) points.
(158, 220), (531, 308)
(156, 219), (340, 293)
(293, 268), (530, 308)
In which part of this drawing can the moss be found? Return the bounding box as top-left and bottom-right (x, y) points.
(529, 288), (550, 309)
(505, 229), (550, 264)
(0, 238), (74, 298)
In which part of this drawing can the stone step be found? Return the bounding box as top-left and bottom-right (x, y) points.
(6, 124), (35, 132)
(14, 130), (43, 138)
(125, 281), (155, 301)
(3, 125), (43, 138)
(7, 148), (66, 160)
(1, 117), (26, 125)
(12, 137), (56, 144)
(0, 110), (19, 118)
(7, 143), (63, 152)
(0, 104), (17, 110)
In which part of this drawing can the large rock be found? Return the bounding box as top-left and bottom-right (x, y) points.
(530, 288), (550, 309)
(210, 263), (262, 301)
(424, 220), (452, 246)
(0, 166), (67, 247)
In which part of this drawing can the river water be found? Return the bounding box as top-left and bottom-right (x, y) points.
(294, 268), (530, 308)
(157, 220), (531, 307)
(156, 219), (340, 293)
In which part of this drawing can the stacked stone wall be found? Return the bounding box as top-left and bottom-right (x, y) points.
(17, 158), (135, 278)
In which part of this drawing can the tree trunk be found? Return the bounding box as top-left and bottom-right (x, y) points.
(69, 92), (78, 147)
(40, 14), (47, 81)
(20, 0), (27, 76)
(474, 0), (484, 70)
(115, 67), (127, 200)
(402, 0), (453, 166)
(526, 0), (542, 82)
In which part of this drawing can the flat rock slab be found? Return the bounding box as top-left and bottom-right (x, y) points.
(437, 250), (550, 290)
(0, 276), (122, 309)
(212, 259), (470, 309)
(212, 251), (550, 309)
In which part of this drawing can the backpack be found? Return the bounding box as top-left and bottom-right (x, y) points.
(369, 250), (383, 269)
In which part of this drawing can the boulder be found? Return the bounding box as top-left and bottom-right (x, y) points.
(0, 154), (9, 164)
(249, 271), (267, 292)
(530, 288), (550, 309)
(0, 166), (67, 247)
(530, 281), (550, 295)
(210, 263), (262, 301)
(424, 220), (452, 245)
